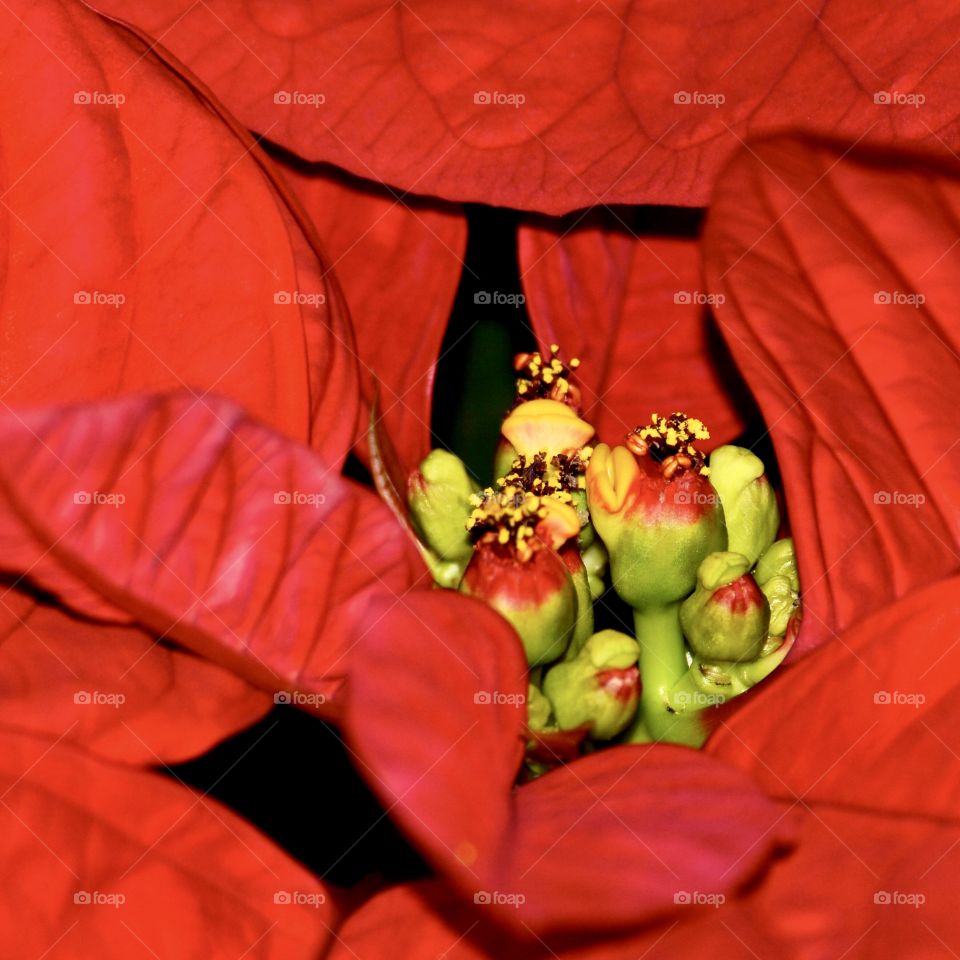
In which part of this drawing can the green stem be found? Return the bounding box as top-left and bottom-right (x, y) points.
(625, 603), (705, 747)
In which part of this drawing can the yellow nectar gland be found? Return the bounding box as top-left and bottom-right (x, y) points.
(625, 412), (711, 479)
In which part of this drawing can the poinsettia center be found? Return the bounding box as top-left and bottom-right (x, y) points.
(405, 344), (800, 769)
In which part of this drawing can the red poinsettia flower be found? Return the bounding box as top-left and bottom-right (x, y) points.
(6, 0), (960, 957)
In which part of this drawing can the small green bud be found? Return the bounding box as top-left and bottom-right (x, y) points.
(586, 443), (726, 610)
(460, 540), (576, 666)
(760, 574), (797, 637)
(560, 545), (594, 661)
(755, 537), (799, 593)
(581, 539), (608, 601)
(543, 630), (640, 740)
(408, 450), (478, 562)
(526, 682), (553, 732)
(707, 445), (779, 567)
(680, 551), (770, 662)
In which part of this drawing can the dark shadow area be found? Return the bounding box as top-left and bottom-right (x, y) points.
(431, 204), (535, 482)
(166, 706), (428, 887)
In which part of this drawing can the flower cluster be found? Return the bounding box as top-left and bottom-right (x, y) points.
(408, 348), (802, 762)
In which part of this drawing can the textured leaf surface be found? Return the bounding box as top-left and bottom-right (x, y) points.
(0, 0), (356, 463)
(704, 136), (960, 652)
(520, 210), (751, 447)
(95, 0), (960, 212)
(0, 393), (427, 716)
(0, 730), (331, 959)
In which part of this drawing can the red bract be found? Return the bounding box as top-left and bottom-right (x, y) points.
(1, 730), (333, 959)
(0, 0), (356, 463)
(274, 159), (467, 473)
(0, 594), (267, 764)
(520, 211), (752, 448)
(0, 393), (426, 716)
(0, 5), (380, 953)
(703, 135), (960, 654)
(0, 0), (369, 770)
(91, 0), (959, 212)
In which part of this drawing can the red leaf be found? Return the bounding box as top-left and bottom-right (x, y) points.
(0, 0), (357, 464)
(92, 0), (959, 212)
(520, 211), (751, 447)
(492, 746), (794, 934)
(0, 591), (269, 765)
(0, 729), (331, 959)
(344, 590), (793, 935)
(702, 136), (960, 653)
(276, 160), (467, 473)
(331, 808), (960, 958)
(342, 590), (528, 887)
(0, 393), (428, 717)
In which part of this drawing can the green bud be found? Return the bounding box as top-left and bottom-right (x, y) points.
(460, 541), (576, 666)
(582, 539), (608, 601)
(755, 537), (799, 592)
(408, 450), (478, 562)
(760, 574), (797, 637)
(667, 627), (795, 715)
(707, 445), (779, 567)
(526, 682), (553, 732)
(680, 551), (770, 662)
(560, 545), (594, 661)
(543, 630), (640, 740)
(586, 444), (726, 610)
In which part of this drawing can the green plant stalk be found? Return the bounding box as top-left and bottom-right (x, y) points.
(624, 603), (706, 747)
